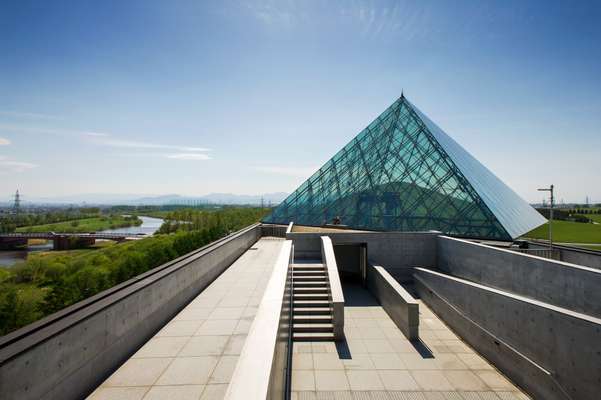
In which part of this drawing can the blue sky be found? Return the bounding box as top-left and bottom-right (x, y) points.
(1, 0), (600, 203)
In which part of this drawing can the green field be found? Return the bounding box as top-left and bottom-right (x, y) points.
(524, 220), (601, 244)
(15, 215), (142, 233)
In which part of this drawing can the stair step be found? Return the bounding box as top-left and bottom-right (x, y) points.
(293, 332), (335, 342)
(293, 315), (332, 323)
(293, 323), (334, 333)
(292, 264), (325, 270)
(293, 293), (329, 301)
(293, 300), (331, 307)
(295, 281), (328, 288)
(295, 307), (332, 315)
(294, 287), (328, 293)
(293, 272), (327, 277)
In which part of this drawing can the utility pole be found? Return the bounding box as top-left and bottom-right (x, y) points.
(538, 184), (554, 249)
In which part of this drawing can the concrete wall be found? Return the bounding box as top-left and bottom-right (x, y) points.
(287, 231), (437, 281)
(321, 237), (345, 340)
(0, 224), (261, 400)
(528, 241), (601, 270)
(225, 241), (294, 400)
(438, 236), (601, 318)
(415, 268), (601, 400)
(367, 264), (419, 340)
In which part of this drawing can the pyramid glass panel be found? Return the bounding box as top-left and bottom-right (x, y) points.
(263, 95), (546, 240)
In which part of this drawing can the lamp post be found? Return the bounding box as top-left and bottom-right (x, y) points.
(538, 185), (554, 249)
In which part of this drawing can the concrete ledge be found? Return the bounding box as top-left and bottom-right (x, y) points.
(367, 264), (419, 340)
(321, 236), (345, 340)
(414, 267), (601, 400)
(286, 231), (437, 276)
(225, 240), (293, 400)
(438, 235), (601, 318)
(0, 224), (261, 400)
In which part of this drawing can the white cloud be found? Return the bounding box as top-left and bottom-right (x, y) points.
(255, 165), (319, 178)
(0, 124), (211, 155)
(166, 153), (211, 161)
(0, 110), (63, 120)
(94, 137), (211, 153)
(0, 137), (10, 145)
(0, 156), (37, 173)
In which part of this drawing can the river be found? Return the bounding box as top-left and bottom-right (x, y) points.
(0, 216), (164, 268)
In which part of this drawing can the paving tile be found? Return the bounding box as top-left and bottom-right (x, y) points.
(312, 342), (339, 354)
(473, 371), (517, 391)
(234, 319), (252, 334)
(444, 370), (488, 391)
(105, 358), (172, 387)
(434, 354), (469, 370)
(132, 337), (189, 358)
(358, 326), (387, 339)
(209, 355), (239, 384)
(88, 387), (149, 400)
(200, 384), (228, 400)
(208, 307), (245, 320)
(346, 370), (384, 391)
(370, 353), (406, 370)
(388, 339), (419, 354)
(195, 319), (238, 335)
(345, 339), (369, 354)
(294, 353), (314, 370)
(174, 307), (213, 321)
(410, 370), (454, 391)
(341, 354), (375, 370)
(423, 393), (447, 400)
(314, 353), (344, 370)
(178, 335), (229, 356)
(292, 370), (316, 391)
(155, 356), (218, 385)
(156, 320), (204, 337)
(400, 353), (440, 370)
(456, 354), (494, 371)
(224, 334), (247, 355)
(476, 393), (501, 400)
(378, 370), (420, 391)
(142, 385), (205, 400)
(315, 370), (350, 391)
(297, 392), (317, 400)
(363, 339), (394, 353)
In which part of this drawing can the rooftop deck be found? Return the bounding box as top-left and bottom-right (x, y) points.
(291, 283), (530, 399)
(88, 237), (285, 400)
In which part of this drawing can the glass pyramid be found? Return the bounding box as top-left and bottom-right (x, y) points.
(262, 95), (546, 240)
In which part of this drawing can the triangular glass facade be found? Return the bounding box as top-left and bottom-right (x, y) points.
(263, 95), (546, 240)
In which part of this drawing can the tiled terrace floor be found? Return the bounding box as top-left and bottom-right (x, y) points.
(291, 283), (530, 400)
(88, 237), (284, 400)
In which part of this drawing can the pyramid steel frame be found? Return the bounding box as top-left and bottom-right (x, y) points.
(263, 95), (545, 240)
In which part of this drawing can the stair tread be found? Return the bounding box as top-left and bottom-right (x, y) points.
(293, 332), (335, 342)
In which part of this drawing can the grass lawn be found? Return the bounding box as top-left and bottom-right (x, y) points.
(524, 220), (601, 244)
(16, 215), (141, 233)
(586, 214), (601, 223)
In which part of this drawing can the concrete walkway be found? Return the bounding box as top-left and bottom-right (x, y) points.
(291, 283), (531, 400)
(88, 237), (284, 400)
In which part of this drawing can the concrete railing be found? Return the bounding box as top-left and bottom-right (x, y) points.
(321, 236), (345, 340)
(367, 264), (419, 340)
(225, 240), (294, 400)
(438, 236), (601, 318)
(414, 267), (601, 400)
(285, 222), (294, 234)
(0, 224), (262, 400)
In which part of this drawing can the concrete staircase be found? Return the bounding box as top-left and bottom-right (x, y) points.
(291, 262), (335, 341)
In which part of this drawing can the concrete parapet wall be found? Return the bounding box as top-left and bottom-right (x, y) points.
(438, 236), (601, 318)
(287, 231), (437, 280)
(321, 236), (345, 340)
(368, 264), (419, 340)
(528, 240), (601, 270)
(414, 267), (601, 400)
(0, 224), (262, 400)
(225, 240), (293, 400)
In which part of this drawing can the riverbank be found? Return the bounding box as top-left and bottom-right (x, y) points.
(15, 215), (142, 233)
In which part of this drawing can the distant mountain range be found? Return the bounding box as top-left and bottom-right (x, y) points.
(5, 192), (289, 206)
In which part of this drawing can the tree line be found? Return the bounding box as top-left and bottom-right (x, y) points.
(0, 207), (270, 335)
